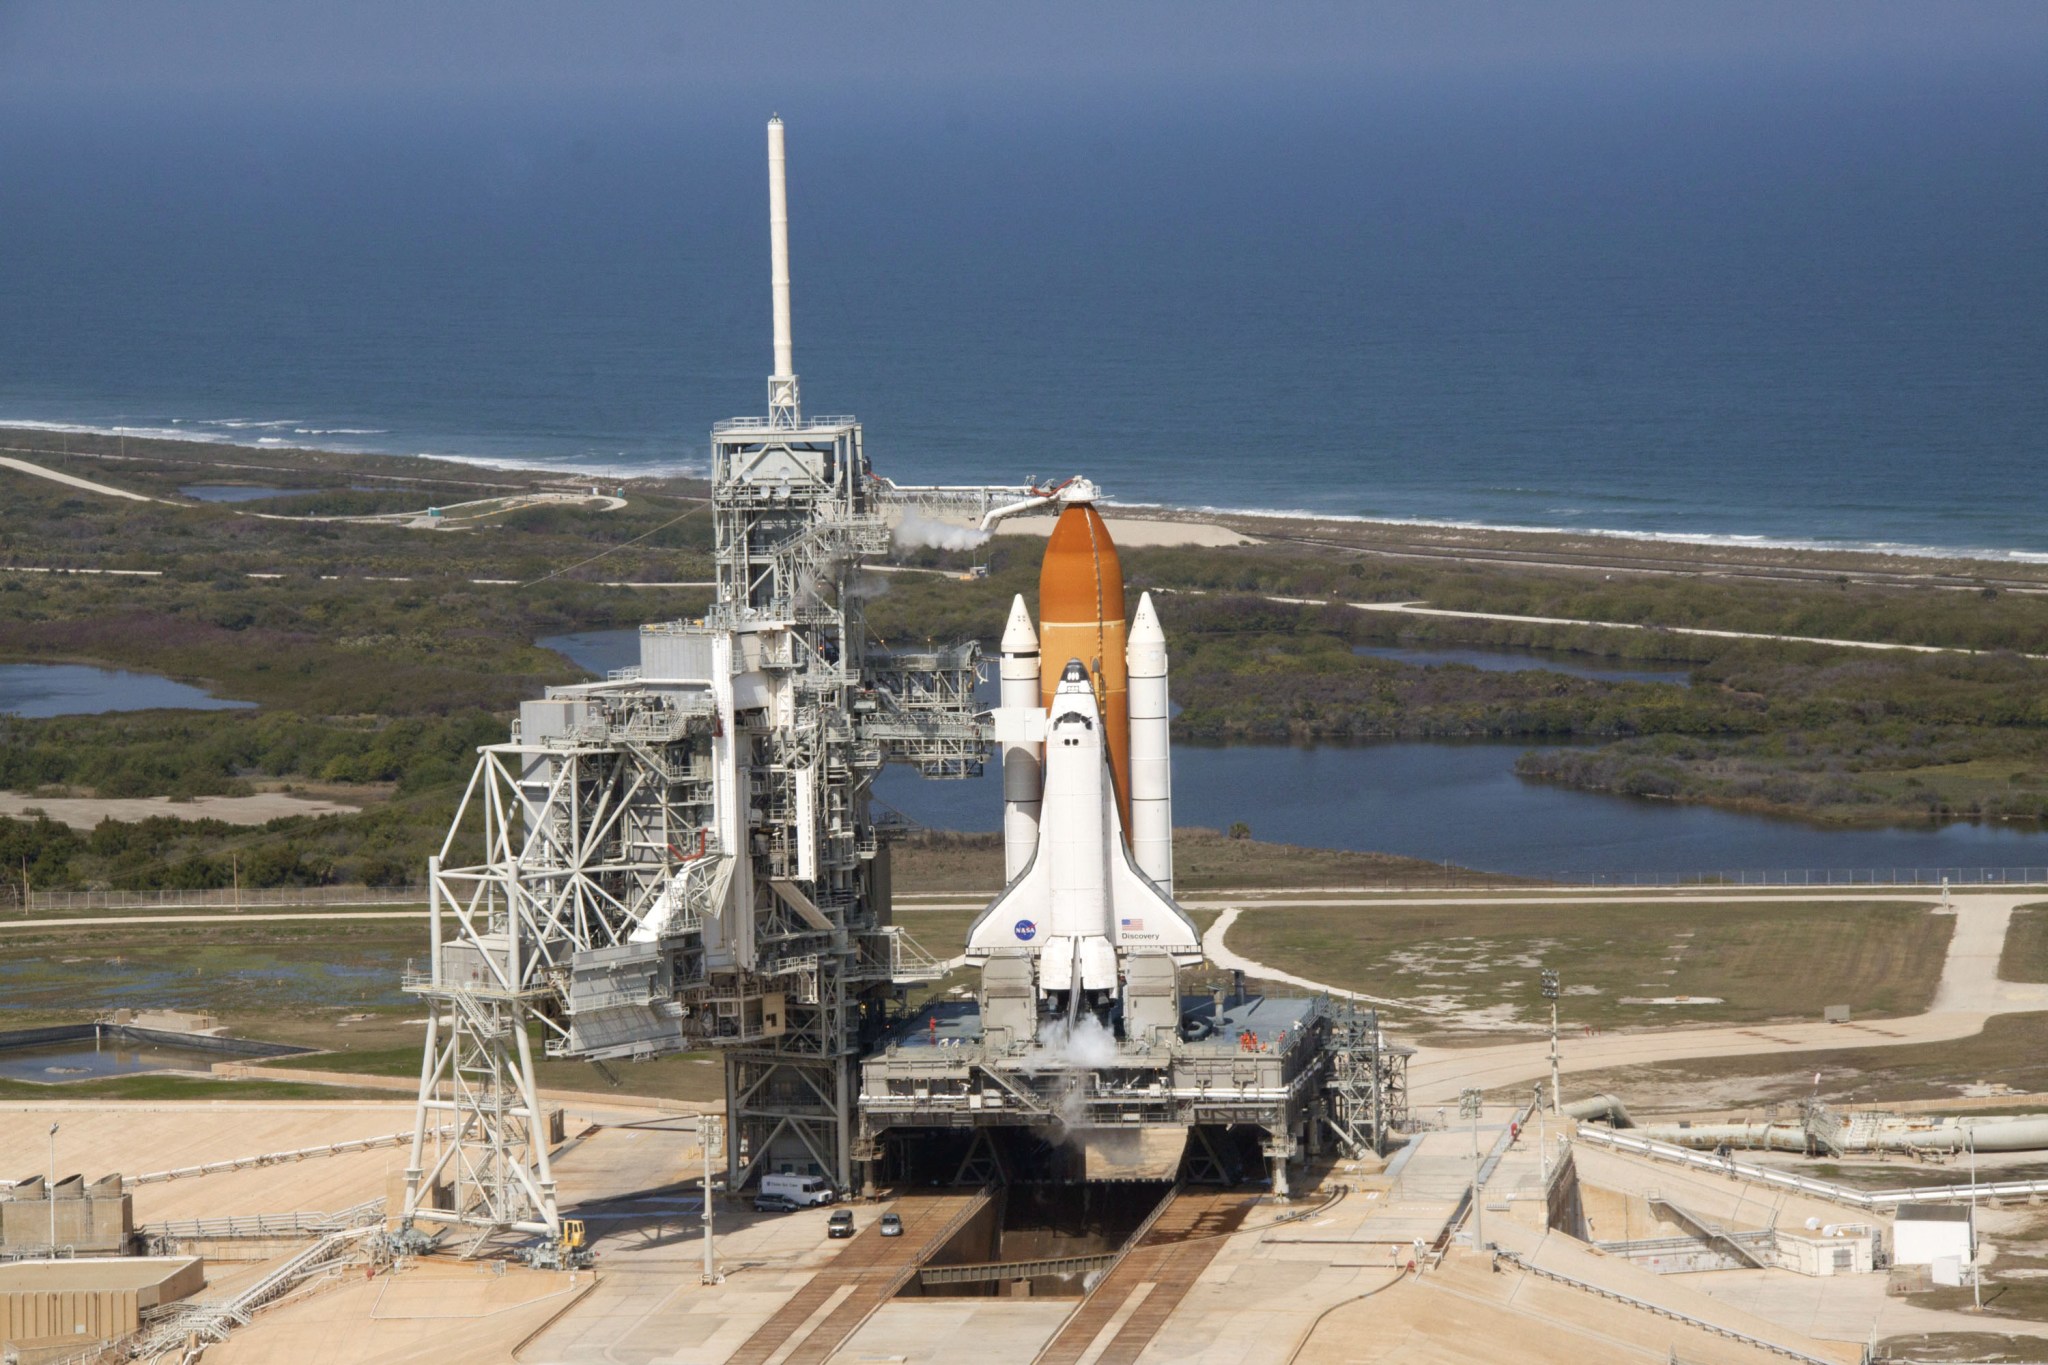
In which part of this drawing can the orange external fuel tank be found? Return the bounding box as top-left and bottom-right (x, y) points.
(1037, 502), (1131, 834)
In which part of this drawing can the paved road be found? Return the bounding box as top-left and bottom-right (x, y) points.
(1205, 891), (2048, 1105)
(0, 454), (164, 502)
(3, 910), (424, 930)
(1263, 593), (2048, 660)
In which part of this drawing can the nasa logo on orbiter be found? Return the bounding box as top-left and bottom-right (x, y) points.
(1014, 920), (1037, 941)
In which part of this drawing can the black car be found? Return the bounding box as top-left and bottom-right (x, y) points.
(827, 1209), (856, 1239)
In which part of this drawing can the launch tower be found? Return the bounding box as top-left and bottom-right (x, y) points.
(398, 118), (994, 1256)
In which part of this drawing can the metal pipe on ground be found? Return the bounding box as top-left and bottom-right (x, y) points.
(1560, 1093), (1633, 1129)
(1629, 1123), (1810, 1153)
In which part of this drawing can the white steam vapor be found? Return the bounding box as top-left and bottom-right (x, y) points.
(1043, 1015), (1120, 1069)
(1038, 1015), (1121, 1131)
(894, 509), (991, 553)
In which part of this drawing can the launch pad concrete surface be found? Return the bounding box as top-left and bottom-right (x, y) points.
(13, 1095), (2030, 1361)
(13, 887), (2048, 1360)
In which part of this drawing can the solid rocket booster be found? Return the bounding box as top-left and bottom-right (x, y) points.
(1038, 500), (1132, 835)
(1125, 592), (1173, 892)
(1000, 595), (1043, 881)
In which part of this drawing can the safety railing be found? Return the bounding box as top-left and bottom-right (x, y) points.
(1492, 1248), (1845, 1365)
(19, 885), (424, 912)
(1577, 1126), (2048, 1208)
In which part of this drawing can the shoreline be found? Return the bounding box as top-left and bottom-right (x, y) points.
(4, 419), (2044, 578)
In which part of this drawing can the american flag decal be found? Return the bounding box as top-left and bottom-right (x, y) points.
(1120, 917), (1144, 931)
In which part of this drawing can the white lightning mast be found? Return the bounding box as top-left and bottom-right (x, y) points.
(767, 116), (801, 428)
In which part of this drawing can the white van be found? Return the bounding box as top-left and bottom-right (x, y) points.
(759, 1173), (837, 1207)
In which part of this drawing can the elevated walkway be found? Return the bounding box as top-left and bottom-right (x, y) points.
(1645, 1195), (1773, 1270)
(1579, 1125), (2048, 1209)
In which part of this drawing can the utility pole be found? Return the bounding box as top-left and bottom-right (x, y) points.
(701, 1115), (724, 1285)
(47, 1123), (59, 1256)
(1969, 1126), (1981, 1312)
(1460, 1088), (1484, 1252)
(1542, 970), (1562, 1114)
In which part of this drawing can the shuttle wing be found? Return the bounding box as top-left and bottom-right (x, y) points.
(965, 660), (1201, 991)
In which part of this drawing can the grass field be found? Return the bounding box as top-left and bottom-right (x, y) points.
(1559, 1012), (2048, 1112)
(2000, 904), (2048, 983)
(1224, 899), (1948, 1034)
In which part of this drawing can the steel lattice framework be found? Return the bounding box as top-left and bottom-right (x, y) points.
(400, 403), (986, 1253)
(398, 117), (1004, 1256)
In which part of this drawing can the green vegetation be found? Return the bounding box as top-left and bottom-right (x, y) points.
(1225, 899), (1949, 1034)
(888, 830), (1519, 895)
(4, 422), (2048, 887)
(2000, 905), (2048, 983)
(0, 431), (720, 892)
(867, 539), (2048, 827)
(266, 1036), (726, 1102)
(0, 920), (422, 1013)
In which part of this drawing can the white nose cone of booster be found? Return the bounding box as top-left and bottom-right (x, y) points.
(1125, 592), (1173, 892)
(999, 594), (1043, 881)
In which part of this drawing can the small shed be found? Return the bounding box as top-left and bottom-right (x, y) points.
(1893, 1204), (1974, 1266)
(1775, 1226), (1875, 1276)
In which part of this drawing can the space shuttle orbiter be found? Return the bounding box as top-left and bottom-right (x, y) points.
(964, 480), (1202, 1024)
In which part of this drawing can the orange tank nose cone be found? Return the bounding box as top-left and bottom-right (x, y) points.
(1039, 503), (1132, 834)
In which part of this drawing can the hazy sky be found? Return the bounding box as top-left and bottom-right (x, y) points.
(4, 0), (2046, 99)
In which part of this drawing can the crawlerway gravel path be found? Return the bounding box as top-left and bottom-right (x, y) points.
(1200, 891), (2048, 1105)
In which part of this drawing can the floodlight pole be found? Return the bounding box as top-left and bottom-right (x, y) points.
(702, 1115), (724, 1285)
(1534, 1085), (1549, 1190)
(47, 1123), (58, 1256)
(1970, 1127), (1981, 1312)
(1541, 970), (1561, 1115)
(1460, 1088), (1484, 1251)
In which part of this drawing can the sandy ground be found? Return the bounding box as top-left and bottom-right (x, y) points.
(0, 1101), (421, 1224)
(1263, 590), (2048, 661)
(0, 454), (162, 503)
(207, 1261), (591, 1365)
(0, 791), (361, 828)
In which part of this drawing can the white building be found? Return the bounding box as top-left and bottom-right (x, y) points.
(1892, 1204), (1974, 1266)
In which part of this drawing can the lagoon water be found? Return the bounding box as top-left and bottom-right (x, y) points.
(540, 630), (641, 677)
(0, 663), (253, 718)
(542, 629), (2048, 877)
(877, 743), (2048, 882)
(1353, 645), (1690, 687)
(0, 1039), (239, 1084)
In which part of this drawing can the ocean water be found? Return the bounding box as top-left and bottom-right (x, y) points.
(0, 69), (2044, 556)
